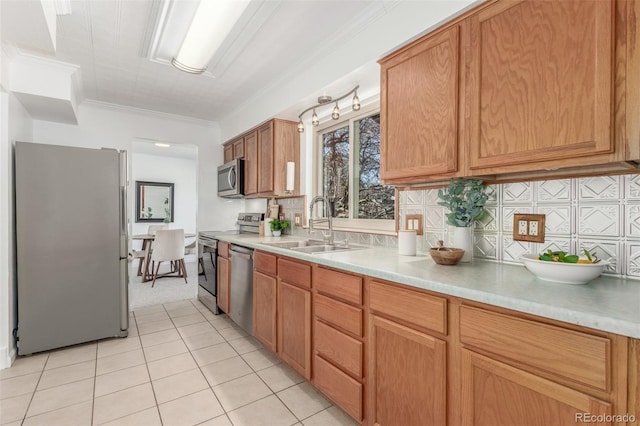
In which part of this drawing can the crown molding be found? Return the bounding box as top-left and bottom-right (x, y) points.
(81, 99), (219, 128)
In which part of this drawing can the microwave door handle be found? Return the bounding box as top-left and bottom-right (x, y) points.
(228, 166), (236, 189)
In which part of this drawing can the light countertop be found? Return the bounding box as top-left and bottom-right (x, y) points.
(212, 233), (640, 339)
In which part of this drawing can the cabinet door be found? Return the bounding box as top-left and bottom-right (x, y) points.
(368, 315), (446, 426)
(217, 256), (230, 313)
(223, 144), (233, 164)
(253, 271), (277, 352)
(461, 349), (612, 426)
(468, 0), (614, 172)
(380, 24), (461, 182)
(277, 280), (311, 379)
(257, 123), (274, 194)
(244, 131), (258, 195)
(232, 138), (244, 159)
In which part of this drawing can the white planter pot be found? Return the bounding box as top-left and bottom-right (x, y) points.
(453, 226), (473, 262)
(272, 230), (282, 237)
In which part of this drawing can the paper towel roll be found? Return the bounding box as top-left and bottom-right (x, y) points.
(398, 230), (417, 255)
(264, 218), (273, 237)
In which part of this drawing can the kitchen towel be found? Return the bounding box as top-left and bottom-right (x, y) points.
(398, 230), (417, 255)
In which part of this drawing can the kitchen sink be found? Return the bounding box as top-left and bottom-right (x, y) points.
(260, 239), (364, 254)
(290, 244), (359, 254)
(260, 239), (325, 248)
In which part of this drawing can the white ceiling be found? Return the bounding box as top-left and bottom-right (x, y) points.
(1, 0), (398, 122)
(1, 0), (479, 127)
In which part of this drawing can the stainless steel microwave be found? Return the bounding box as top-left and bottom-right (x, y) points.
(217, 159), (244, 198)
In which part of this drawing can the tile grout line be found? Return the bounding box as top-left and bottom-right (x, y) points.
(182, 299), (232, 424)
(17, 353), (50, 425)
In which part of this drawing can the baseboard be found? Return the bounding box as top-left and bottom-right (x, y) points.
(0, 344), (16, 370)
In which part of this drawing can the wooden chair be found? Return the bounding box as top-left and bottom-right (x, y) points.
(150, 229), (187, 287)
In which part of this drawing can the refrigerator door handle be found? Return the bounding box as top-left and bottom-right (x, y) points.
(119, 259), (129, 333)
(119, 150), (128, 259)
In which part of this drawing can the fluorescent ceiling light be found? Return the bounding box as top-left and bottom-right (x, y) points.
(155, 143), (171, 148)
(172, 0), (250, 74)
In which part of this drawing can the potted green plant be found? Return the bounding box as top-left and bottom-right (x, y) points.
(270, 218), (290, 237)
(437, 178), (489, 262)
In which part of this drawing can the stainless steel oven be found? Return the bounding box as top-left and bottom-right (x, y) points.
(197, 232), (220, 314)
(197, 212), (263, 315)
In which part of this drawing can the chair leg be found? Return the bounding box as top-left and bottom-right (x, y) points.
(151, 261), (162, 287)
(137, 257), (145, 276)
(181, 259), (188, 284)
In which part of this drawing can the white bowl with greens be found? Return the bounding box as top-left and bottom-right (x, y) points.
(521, 251), (611, 285)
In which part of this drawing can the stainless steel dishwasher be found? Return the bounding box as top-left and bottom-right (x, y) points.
(229, 244), (254, 335)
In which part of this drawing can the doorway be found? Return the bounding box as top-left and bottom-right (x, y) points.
(128, 140), (198, 308)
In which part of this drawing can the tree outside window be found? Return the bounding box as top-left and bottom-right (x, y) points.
(319, 111), (394, 223)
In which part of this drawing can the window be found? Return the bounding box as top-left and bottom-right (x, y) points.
(316, 107), (395, 232)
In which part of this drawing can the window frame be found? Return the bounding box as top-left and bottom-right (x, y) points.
(313, 103), (396, 234)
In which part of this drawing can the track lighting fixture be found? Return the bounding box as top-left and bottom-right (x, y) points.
(296, 85), (360, 133)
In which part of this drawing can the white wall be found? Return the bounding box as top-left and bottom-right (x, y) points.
(0, 100), (244, 369)
(218, 0), (478, 140)
(131, 152), (197, 238)
(30, 101), (244, 233)
(0, 86), (34, 369)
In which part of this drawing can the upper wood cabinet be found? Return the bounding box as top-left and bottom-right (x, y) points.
(223, 137), (244, 163)
(468, 0), (618, 174)
(225, 118), (299, 198)
(379, 0), (639, 184)
(379, 24), (465, 184)
(244, 131), (258, 195)
(223, 144), (234, 164)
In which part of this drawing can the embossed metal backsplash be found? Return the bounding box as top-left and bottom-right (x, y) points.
(275, 175), (640, 279)
(399, 174), (640, 279)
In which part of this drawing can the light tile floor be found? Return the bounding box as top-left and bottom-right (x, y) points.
(0, 299), (357, 426)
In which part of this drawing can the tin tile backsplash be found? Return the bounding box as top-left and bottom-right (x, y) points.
(276, 174), (640, 279)
(400, 174), (640, 279)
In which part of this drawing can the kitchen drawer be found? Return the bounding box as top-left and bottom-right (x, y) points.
(314, 319), (363, 378)
(313, 355), (363, 422)
(459, 305), (610, 391)
(218, 241), (230, 258)
(369, 279), (447, 335)
(314, 293), (363, 337)
(314, 266), (362, 305)
(278, 257), (311, 289)
(254, 251), (277, 276)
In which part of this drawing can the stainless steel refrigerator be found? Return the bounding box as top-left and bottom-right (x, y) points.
(15, 142), (129, 355)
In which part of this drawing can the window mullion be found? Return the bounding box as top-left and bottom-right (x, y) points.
(348, 118), (356, 220)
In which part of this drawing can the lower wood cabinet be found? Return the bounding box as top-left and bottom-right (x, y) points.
(460, 349), (612, 426)
(277, 280), (311, 379)
(252, 270), (276, 352)
(368, 314), (446, 426)
(314, 354), (363, 421)
(248, 251), (637, 426)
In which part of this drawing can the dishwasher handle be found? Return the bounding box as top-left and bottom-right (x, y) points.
(230, 245), (253, 260)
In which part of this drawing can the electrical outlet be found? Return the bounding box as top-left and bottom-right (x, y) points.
(513, 214), (545, 243)
(294, 213), (302, 227)
(405, 214), (423, 235)
(518, 220), (528, 236)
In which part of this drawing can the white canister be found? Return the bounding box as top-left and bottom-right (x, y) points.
(264, 218), (273, 237)
(398, 230), (417, 256)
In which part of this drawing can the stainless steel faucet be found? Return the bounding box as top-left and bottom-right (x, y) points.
(309, 195), (333, 245)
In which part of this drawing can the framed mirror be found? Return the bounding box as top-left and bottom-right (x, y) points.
(135, 181), (174, 223)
